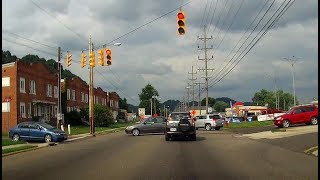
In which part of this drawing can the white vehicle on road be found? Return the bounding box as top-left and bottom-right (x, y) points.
(195, 114), (224, 130)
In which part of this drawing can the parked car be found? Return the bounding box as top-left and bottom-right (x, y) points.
(125, 116), (166, 136)
(8, 121), (68, 143)
(274, 105), (318, 128)
(195, 113), (224, 130)
(165, 112), (196, 141)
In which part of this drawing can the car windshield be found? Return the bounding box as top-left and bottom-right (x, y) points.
(39, 123), (55, 130)
(170, 113), (190, 121)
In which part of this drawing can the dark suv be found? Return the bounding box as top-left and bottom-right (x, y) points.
(274, 105), (318, 128)
(165, 112), (196, 141)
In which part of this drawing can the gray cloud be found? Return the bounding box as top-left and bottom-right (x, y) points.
(2, 0), (317, 106)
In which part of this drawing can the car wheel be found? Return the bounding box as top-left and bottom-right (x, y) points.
(44, 134), (53, 143)
(132, 129), (140, 136)
(205, 124), (212, 131)
(191, 134), (196, 141)
(12, 134), (20, 141)
(282, 119), (290, 128)
(165, 134), (170, 141)
(214, 127), (221, 130)
(310, 117), (318, 125)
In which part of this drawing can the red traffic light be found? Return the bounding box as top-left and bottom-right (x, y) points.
(177, 12), (184, 19)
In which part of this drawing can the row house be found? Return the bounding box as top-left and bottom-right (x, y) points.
(2, 61), (59, 132)
(61, 78), (120, 119)
(2, 60), (121, 132)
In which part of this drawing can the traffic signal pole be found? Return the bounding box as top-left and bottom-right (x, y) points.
(89, 35), (95, 136)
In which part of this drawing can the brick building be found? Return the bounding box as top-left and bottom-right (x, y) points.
(2, 60), (120, 132)
(2, 61), (59, 132)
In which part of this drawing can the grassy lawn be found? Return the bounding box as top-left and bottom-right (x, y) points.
(69, 121), (137, 135)
(2, 139), (26, 146)
(224, 120), (274, 129)
(2, 145), (37, 154)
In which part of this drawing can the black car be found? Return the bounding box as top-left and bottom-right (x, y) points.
(165, 112), (196, 141)
(125, 116), (167, 136)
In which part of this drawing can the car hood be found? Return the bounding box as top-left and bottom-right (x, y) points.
(50, 129), (66, 134)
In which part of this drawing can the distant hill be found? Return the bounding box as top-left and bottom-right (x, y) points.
(215, 97), (236, 104)
(128, 104), (138, 114)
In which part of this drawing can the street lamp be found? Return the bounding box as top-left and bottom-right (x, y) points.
(282, 56), (298, 106)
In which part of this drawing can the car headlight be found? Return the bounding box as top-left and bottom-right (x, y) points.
(126, 126), (134, 130)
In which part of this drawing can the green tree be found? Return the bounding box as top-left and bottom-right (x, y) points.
(252, 89), (295, 110)
(119, 98), (128, 110)
(201, 97), (216, 106)
(214, 101), (229, 112)
(80, 104), (114, 127)
(138, 84), (160, 115)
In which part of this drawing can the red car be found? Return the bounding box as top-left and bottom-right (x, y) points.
(274, 105), (318, 128)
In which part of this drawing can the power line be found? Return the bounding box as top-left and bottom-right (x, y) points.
(29, 0), (87, 43)
(3, 30), (58, 49)
(207, 0), (277, 88)
(209, 0), (295, 88)
(95, 1), (192, 49)
(94, 68), (139, 105)
(3, 38), (57, 57)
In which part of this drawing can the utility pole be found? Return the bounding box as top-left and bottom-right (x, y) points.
(188, 66), (197, 110)
(282, 56), (298, 106)
(194, 82), (205, 115)
(89, 35), (95, 136)
(186, 85), (190, 111)
(198, 25), (214, 114)
(57, 47), (61, 128)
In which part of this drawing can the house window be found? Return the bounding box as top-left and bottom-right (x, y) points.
(20, 102), (26, 118)
(115, 101), (118, 108)
(72, 90), (76, 101)
(67, 89), (70, 100)
(67, 106), (70, 112)
(28, 103), (32, 118)
(47, 84), (52, 97)
(54, 106), (57, 118)
(104, 98), (107, 106)
(85, 94), (88, 103)
(54, 86), (58, 98)
(110, 100), (114, 107)
(30, 80), (36, 94)
(20, 77), (26, 93)
(81, 92), (84, 102)
(95, 96), (99, 104)
(2, 77), (10, 87)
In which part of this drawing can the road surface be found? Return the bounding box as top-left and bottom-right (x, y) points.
(3, 127), (318, 180)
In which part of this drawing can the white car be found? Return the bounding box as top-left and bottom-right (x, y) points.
(194, 114), (224, 130)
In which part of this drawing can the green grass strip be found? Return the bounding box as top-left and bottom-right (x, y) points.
(2, 145), (37, 154)
(2, 139), (26, 146)
(224, 120), (274, 129)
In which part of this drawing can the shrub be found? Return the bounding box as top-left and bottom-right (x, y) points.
(65, 110), (82, 125)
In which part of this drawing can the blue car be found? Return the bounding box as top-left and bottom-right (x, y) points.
(9, 121), (68, 143)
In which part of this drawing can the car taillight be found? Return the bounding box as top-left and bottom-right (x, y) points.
(212, 119), (217, 122)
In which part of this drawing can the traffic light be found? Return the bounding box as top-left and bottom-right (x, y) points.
(98, 49), (104, 66)
(66, 51), (72, 67)
(177, 10), (186, 35)
(89, 51), (95, 67)
(106, 49), (112, 65)
(81, 51), (86, 68)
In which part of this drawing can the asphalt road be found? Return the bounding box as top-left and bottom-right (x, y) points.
(3, 128), (318, 180)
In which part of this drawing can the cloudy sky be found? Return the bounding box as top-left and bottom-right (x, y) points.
(2, 0), (318, 106)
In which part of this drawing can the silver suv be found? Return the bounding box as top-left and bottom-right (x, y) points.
(195, 114), (224, 131)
